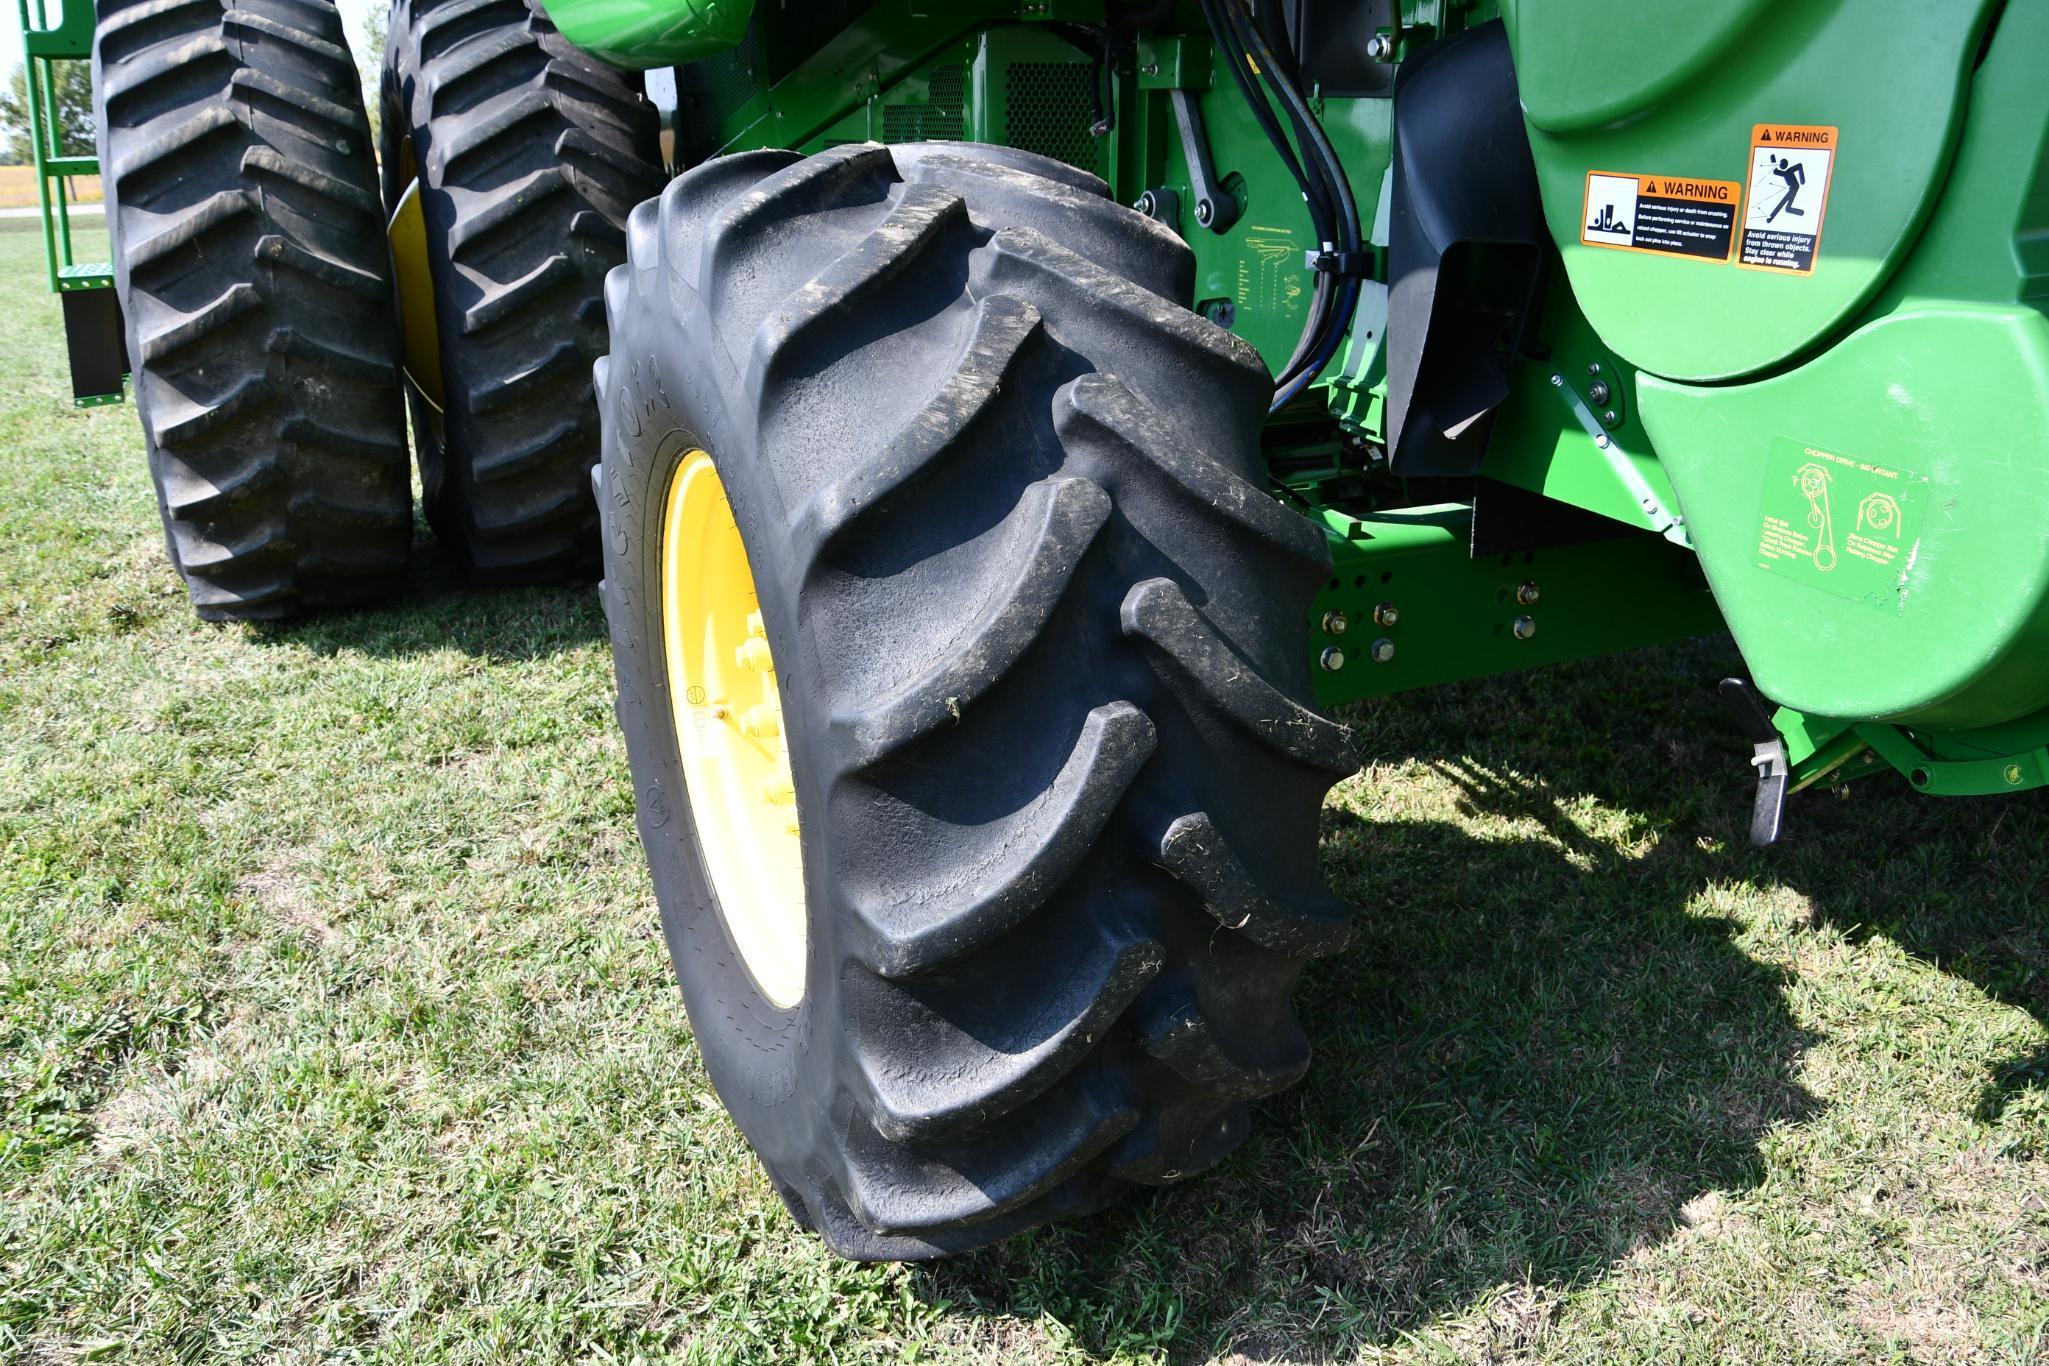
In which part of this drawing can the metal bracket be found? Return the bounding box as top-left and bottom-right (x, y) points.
(60, 287), (126, 407)
(1169, 89), (1239, 233)
(1719, 678), (1789, 848)
(1547, 374), (1690, 549)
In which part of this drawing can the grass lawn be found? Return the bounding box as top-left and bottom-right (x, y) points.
(3, 221), (2048, 1364)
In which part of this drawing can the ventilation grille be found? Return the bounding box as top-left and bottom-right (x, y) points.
(881, 63), (965, 144)
(683, 19), (765, 137)
(1003, 61), (1102, 176)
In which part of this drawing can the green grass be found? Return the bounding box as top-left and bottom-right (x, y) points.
(3, 225), (2048, 1364)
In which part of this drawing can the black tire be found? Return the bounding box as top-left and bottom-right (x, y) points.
(93, 0), (410, 621)
(600, 143), (1359, 1258)
(380, 0), (662, 584)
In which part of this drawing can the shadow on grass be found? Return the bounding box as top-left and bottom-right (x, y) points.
(1775, 762), (2049, 1128)
(908, 637), (1820, 1359)
(250, 535), (607, 663)
(909, 634), (2049, 1359)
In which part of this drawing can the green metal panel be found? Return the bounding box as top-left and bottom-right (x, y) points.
(698, 4), (990, 158)
(1503, 0), (1774, 136)
(1640, 0), (2049, 732)
(538, 0), (751, 70)
(1478, 277), (1688, 545)
(1503, 0), (2000, 383)
(1307, 503), (1720, 707)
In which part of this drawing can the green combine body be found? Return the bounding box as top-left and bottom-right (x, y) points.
(14, 0), (2049, 1257)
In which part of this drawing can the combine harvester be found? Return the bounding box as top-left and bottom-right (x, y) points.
(12, 0), (2045, 1256)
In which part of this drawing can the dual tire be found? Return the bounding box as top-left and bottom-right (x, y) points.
(378, 0), (662, 583)
(93, 0), (412, 620)
(94, 0), (659, 620)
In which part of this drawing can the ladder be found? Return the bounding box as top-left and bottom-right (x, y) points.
(17, 0), (124, 405)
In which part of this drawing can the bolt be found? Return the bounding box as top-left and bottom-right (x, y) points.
(1135, 190), (1157, 216)
(1511, 615), (1537, 640)
(1369, 637), (1396, 664)
(1515, 581), (1540, 606)
(1366, 31), (1394, 61)
(1321, 609), (1349, 636)
(1602, 409), (1620, 427)
(1372, 601), (1399, 627)
(1142, 62), (1160, 76)
(1587, 380), (1611, 406)
(1587, 361), (1602, 377)
(1594, 433), (1612, 450)
(1549, 373), (1564, 387)
(1319, 645), (1346, 671)
(1195, 199), (1215, 226)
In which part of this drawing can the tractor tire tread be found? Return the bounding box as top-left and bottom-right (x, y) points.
(382, 0), (660, 582)
(96, 0), (410, 620)
(601, 143), (1357, 1258)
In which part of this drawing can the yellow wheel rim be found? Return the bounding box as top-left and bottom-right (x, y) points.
(660, 451), (807, 1008)
(383, 137), (443, 421)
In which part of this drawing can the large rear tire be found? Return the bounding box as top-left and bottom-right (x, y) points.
(94, 0), (411, 621)
(380, 0), (662, 584)
(600, 143), (1359, 1258)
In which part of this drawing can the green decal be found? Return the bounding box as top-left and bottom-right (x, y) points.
(1753, 437), (1927, 610)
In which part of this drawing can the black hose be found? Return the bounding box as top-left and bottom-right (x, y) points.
(1231, 2), (1359, 253)
(1219, 0), (1363, 401)
(1196, 0), (1337, 381)
(1196, 0), (1332, 236)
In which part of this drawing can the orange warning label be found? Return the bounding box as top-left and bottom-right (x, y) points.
(1580, 172), (1741, 262)
(1739, 125), (1837, 274)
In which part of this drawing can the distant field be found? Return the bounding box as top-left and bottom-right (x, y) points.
(0, 165), (103, 209)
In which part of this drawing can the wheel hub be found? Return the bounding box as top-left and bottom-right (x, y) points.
(659, 451), (807, 1008)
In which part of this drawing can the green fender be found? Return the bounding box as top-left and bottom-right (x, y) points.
(539, 0), (751, 70)
(1639, 0), (2049, 729)
(1503, 0), (2001, 382)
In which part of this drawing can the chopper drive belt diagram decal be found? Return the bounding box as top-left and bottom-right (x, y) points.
(1738, 124), (1838, 274)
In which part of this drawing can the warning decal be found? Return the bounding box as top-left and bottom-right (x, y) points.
(1755, 437), (1926, 610)
(1580, 172), (1739, 262)
(1739, 125), (1836, 274)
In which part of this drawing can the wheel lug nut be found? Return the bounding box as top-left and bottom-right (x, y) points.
(745, 610), (766, 638)
(735, 637), (774, 672)
(761, 778), (795, 805)
(742, 704), (780, 739)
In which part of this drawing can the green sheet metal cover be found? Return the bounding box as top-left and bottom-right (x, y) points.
(1639, 0), (2049, 731)
(1502, 0), (1997, 382)
(540, 0), (750, 70)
